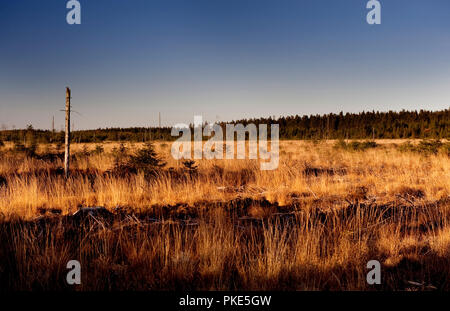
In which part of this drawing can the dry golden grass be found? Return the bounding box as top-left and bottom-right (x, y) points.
(0, 140), (449, 290)
(0, 140), (448, 218)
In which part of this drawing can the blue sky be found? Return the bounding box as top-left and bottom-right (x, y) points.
(0, 0), (449, 130)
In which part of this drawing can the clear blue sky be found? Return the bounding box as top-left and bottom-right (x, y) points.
(1, 0), (449, 130)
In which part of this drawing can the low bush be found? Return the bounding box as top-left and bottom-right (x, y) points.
(12, 141), (37, 157)
(398, 139), (448, 156)
(112, 143), (165, 177)
(129, 143), (166, 171)
(92, 144), (104, 155)
(442, 143), (450, 156)
(334, 140), (378, 151)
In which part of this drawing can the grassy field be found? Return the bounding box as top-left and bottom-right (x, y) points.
(0, 139), (449, 290)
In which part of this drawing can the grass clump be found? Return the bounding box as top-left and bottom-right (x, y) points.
(182, 159), (198, 172)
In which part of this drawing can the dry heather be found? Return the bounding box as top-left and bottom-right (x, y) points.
(0, 140), (449, 290)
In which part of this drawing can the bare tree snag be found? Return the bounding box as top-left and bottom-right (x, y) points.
(64, 87), (71, 178)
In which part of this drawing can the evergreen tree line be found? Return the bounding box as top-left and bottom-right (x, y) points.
(0, 109), (448, 143)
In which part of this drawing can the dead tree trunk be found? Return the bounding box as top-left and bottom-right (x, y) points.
(64, 87), (71, 178)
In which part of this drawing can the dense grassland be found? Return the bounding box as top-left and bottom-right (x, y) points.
(0, 139), (449, 290)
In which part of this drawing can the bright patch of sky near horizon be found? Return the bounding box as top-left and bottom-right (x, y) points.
(0, 0), (449, 130)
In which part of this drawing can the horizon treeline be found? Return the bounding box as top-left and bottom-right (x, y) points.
(1, 109), (448, 144)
